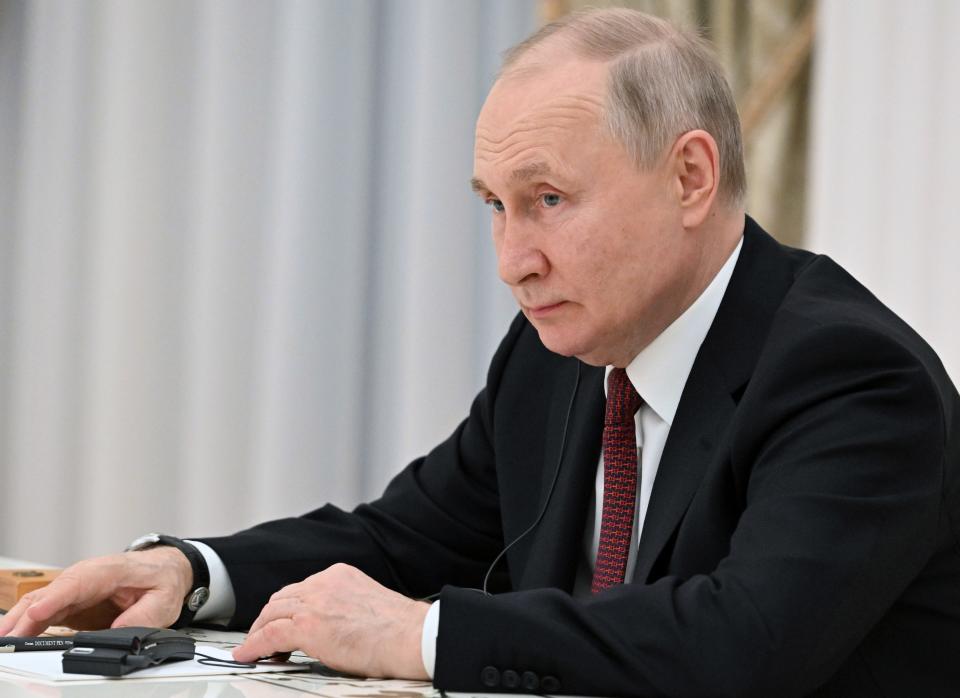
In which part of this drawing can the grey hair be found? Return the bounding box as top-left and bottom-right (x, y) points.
(501, 8), (746, 206)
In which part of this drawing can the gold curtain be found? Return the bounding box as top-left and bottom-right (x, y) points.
(540, 0), (814, 247)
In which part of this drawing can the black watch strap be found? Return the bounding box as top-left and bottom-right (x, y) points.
(126, 533), (210, 629)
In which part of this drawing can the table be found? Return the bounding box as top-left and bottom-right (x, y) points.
(0, 556), (456, 697)
(0, 670), (445, 697)
(1, 622), (444, 697)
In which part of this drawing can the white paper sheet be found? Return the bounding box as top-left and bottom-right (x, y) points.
(0, 644), (309, 682)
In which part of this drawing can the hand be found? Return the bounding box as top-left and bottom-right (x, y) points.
(233, 563), (430, 680)
(0, 547), (193, 637)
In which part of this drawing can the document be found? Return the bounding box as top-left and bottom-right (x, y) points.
(0, 645), (309, 682)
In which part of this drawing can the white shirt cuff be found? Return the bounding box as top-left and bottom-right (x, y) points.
(184, 540), (236, 624)
(420, 601), (440, 679)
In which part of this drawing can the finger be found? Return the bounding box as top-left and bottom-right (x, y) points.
(9, 614), (49, 638)
(233, 618), (296, 663)
(0, 593), (41, 635)
(23, 595), (96, 634)
(22, 590), (78, 628)
(23, 567), (116, 627)
(0, 601), (25, 635)
(111, 591), (180, 629)
(5, 589), (79, 637)
(11, 598), (65, 637)
(248, 597), (303, 636)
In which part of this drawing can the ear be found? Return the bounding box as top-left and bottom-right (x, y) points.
(669, 130), (720, 228)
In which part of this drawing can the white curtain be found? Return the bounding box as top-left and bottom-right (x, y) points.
(808, 0), (960, 382)
(0, 0), (535, 566)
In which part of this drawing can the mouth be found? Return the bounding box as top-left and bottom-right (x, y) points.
(525, 301), (568, 319)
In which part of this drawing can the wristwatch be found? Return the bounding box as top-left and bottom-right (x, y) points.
(126, 533), (210, 628)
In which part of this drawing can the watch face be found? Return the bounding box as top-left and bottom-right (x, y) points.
(187, 587), (210, 612)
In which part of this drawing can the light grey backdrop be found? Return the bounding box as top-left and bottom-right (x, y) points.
(0, 0), (535, 565)
(807, 0), (960, 381)
(3, 0), (959, 570)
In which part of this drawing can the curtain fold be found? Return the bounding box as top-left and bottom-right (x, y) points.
(0, 0), (535, 565)
(807, 0), (960, 383)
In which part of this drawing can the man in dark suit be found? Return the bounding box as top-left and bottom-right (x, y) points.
(3, 8), (959, 696)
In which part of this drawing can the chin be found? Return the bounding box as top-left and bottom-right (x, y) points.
(533, 325), (606, 366)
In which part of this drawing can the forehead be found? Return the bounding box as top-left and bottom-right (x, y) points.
(481, 54), (609, 118)
(474, 60), (610, 178)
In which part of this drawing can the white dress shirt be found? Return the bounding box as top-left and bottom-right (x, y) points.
(194, 236), (744, 678)
(583, 235), (744, 591)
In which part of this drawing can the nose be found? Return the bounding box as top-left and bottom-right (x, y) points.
(495, 216), (549, 287)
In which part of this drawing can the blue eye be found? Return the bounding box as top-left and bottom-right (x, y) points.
(488, 199), (505, 213)
(541, 193), (562, 207)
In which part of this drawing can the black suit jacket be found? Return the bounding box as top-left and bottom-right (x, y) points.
(200, 218), (960, 697)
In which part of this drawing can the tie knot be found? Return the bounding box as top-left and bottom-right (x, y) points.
(606, 368), (642, 425)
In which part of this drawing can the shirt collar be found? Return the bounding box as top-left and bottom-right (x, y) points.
(604, 236), (743, 426)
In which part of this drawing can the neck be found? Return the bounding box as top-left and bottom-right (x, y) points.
(683, 209), (745, 311)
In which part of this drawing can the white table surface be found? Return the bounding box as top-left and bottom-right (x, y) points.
(0, 556), (516, 698)
(0, 556), (450, 697)
(0, 623), (442, 698)
(0, 672), (448, 698)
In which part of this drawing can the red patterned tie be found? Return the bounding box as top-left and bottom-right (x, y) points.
(591, 367), (642, 594)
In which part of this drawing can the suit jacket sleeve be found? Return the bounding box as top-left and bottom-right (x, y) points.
(434, 316), (948, 698)
(195, 313), (529, 629)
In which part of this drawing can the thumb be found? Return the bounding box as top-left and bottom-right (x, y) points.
(111, 592), (181, 629)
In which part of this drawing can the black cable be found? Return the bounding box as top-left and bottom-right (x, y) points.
(481, 360), (582, 595)
(194, 651), (257, 668)
(416, 361), (582, 603)
(194, 650), (295, 669)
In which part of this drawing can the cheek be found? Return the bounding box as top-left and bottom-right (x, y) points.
(569, 223), (630, 296)
(491, 220), (504, 250)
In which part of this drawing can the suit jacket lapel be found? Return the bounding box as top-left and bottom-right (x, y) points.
(633, 217), (805, 583)
(632, 350), (736, 583)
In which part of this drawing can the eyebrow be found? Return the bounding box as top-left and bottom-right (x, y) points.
(470, 161), (554, 196)
(510, 160), (551, 183)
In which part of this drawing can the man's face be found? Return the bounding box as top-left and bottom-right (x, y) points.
(473, 58), (700, 367)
